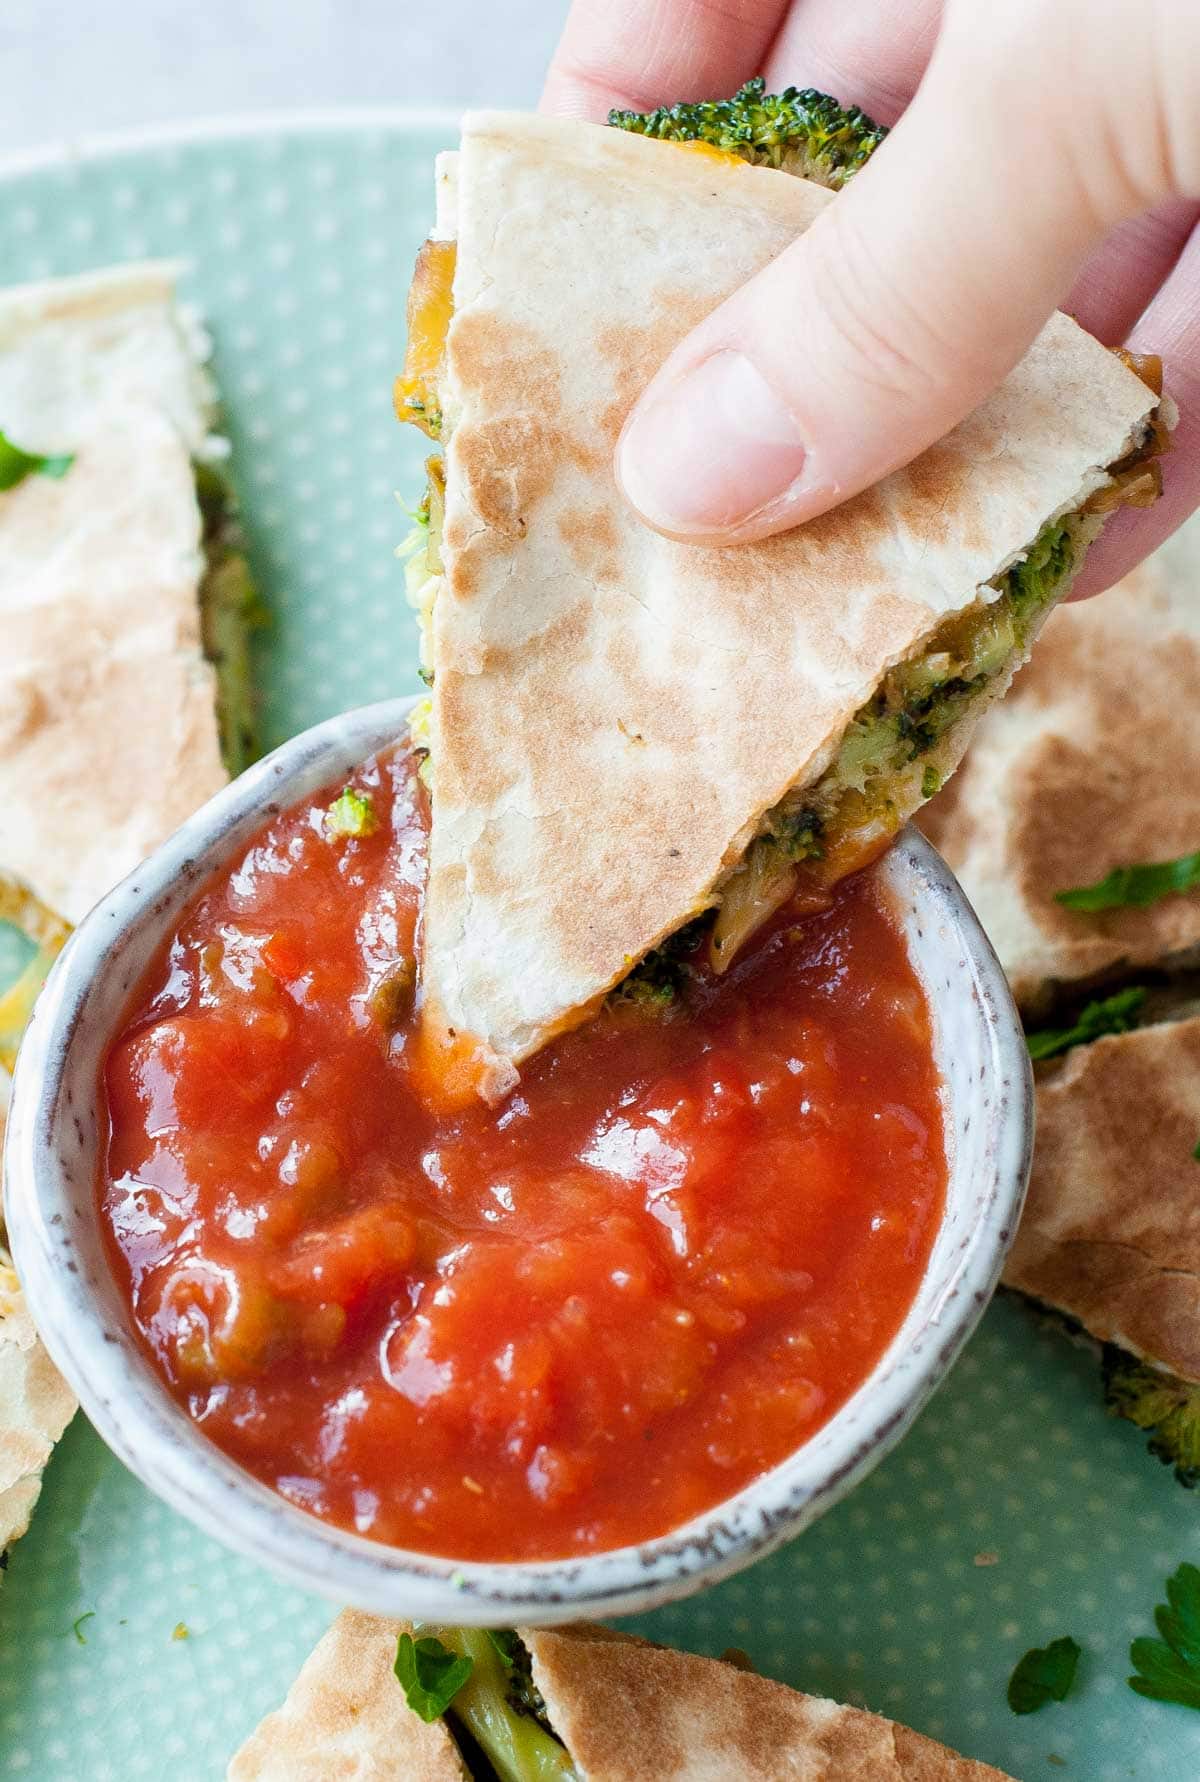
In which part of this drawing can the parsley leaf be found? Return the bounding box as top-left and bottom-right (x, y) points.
(0, 429), (75, 492)
(394, 1631), (473, 1722)
(1007, 1637), (1081, 1714)
(325, 786), (377, 840)
(486, 1628), (521, 1666)
(71, 1611), (95, 1645)
(1193, 1137), (1200, 1164)
(1130, 1563), (1200, 1710)
(1056, 850), (1200, 913)
(1025, 987), (1147, 1062)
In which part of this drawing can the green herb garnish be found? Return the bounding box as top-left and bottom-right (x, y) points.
(486, 1628), (522, 1666)
(394, 1631), (474, 1722)
(1130, 1563), (1200, 1710)
(0, 430), (75, 492)
(72, 1611), (95, 1645)
(325, 787), (377, 840)
(1007, 1637), (1081, 1714)
(1056, 850), (1200, 913)
(1026, 987), (1147, 1062)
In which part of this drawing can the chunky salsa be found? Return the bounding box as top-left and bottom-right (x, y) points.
(100, 743), (946, 1561)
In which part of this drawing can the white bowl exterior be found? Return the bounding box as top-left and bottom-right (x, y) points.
(4, 697), (1032, 1625)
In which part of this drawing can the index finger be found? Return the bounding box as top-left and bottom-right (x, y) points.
(540, 0), (789, 122)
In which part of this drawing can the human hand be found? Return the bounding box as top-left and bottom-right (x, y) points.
(542, 0), (1200, 595)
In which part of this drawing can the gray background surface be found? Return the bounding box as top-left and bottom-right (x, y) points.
(0, 0), (561, 154)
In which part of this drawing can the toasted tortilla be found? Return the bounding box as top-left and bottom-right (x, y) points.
(0, 261), (227, 924)
(227, 1612), (469, 1782)
(0, 1235), (76, 1570)
(0, 261), (230, 1566)
(1004, 1014), (1200, 1381)
(921, 511), (1200, 1012)
(419, 110), (1157, 1086)
(229, 1613), (1015, 1781)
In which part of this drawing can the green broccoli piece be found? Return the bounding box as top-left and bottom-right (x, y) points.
(764, 805), (824, 861)
(609, 915), (708, 1013)
(1103, 1346), (1200, 1488)
(609, 77), (887, 189)
(1002, 519), (1075, 632)
(195, 461), (268, 776)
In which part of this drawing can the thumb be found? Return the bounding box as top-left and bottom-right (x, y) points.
(615, 0), (1186, 545)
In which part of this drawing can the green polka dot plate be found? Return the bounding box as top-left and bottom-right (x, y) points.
(0, 114), (1196, 1782)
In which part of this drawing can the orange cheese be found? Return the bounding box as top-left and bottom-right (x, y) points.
(394, 238), (457, 439)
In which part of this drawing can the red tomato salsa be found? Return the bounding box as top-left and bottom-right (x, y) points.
(100, 743), (946, 1562)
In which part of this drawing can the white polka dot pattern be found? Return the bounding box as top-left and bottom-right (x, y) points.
(1, 119), (1198, 1782)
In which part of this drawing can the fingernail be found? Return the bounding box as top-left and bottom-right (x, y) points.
(617, 350), (811, 536)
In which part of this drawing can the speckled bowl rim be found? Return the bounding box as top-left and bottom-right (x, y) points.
(4, 697), (1033, 1626)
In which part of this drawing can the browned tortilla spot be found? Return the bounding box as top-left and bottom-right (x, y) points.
(1005, 1017), (1200, 1381)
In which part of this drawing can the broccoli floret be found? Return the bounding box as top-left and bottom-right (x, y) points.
(1103, 1346), (1200, 1488)
(764, 805), (824, 861)
(609, 78), (887, 189)
(609, 915), (708, 1012)
(1003, 519), (1075, 630)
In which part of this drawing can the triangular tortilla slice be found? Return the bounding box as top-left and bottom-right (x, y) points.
(412, 111), (1160, 1094)
(0, 260), (248, 1568)
(227, 1612), (470, 1782)
(0, 261), (232, 924)
(921, 511), (1200, 1013)
(0, 1237), (76, 1572)
(229, 1613), (1016, 1780)
(1005, 1011), (1200, 1382)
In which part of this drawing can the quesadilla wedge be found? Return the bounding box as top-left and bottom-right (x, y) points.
(921, 510), (1200, 1014)
(0, 1232), (75, 1581)
(1006, 995), (1200, 1485)
(0, 259), (259, 925)
(229, 1612), (1016, 1781)
(397, 100), (1166, 1100)
(0, 259), (261, 1569)
(0, 875), (73, 1580)
(921, 513), (1200, 1479)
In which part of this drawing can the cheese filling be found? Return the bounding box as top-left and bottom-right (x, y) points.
(706, 513), (1087, 970)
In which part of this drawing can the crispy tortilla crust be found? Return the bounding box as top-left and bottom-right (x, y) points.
(226, 1612), (469, 1782)
(0, 262), (227, 1555)
(0, 1241), (76, 1564)
(921, 512), (1200, 1012)
(0, 262), (227, 923)
(525, 1625), (1014, 1782)
(423, 110), (1157, 1077)
(1004, 1016), (1200, 1381)
(230, 1613), (1014, 1781)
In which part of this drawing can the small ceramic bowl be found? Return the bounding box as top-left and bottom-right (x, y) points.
(3, 697), (1033, 1627)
